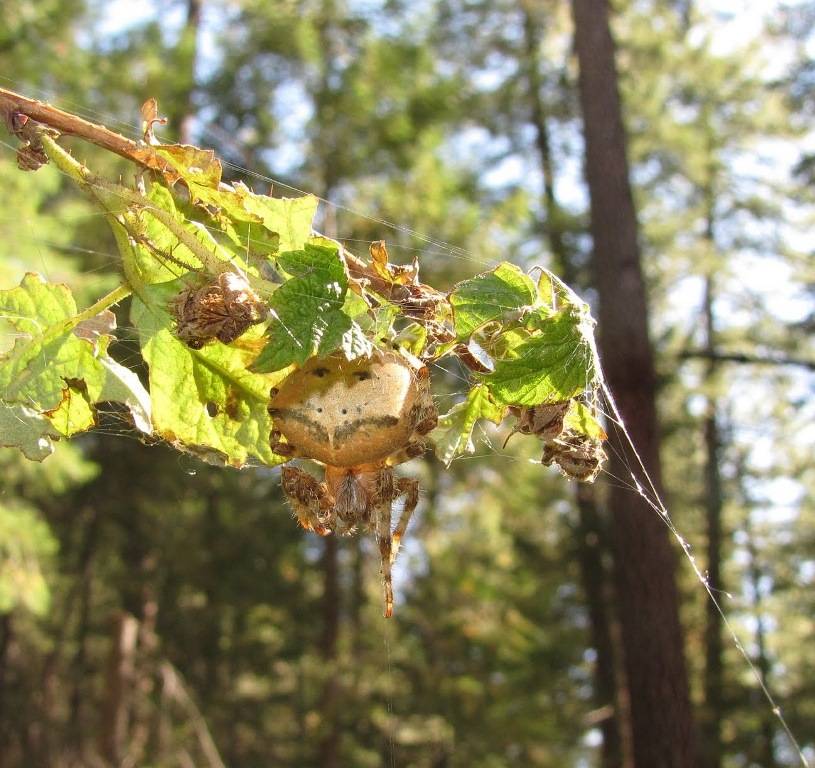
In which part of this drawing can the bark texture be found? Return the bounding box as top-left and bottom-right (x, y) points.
(520, 4), (628, 763)
(570, 1), (697, 765)
(701, 272), (724, 768)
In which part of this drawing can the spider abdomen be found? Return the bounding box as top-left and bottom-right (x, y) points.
(268, 350), (432, 467)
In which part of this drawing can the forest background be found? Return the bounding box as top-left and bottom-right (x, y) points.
(0, 0), (813, 767)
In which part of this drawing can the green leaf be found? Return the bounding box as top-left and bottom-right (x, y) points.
(275, 236), (345, 279)
(253, 240), (354, 373)
(119, 183), (201, 285)
(433, 384), (506, 467)
(449, 262), (537, 339)
(131, 281), (288, 467)
(147, 144), (319, 251)
(0, 403), (61, 461)
(228, 186), (319, 253)
(485, 307), (596, 406)
(1, 276), (112, 408)
(563, 401), (606, 441)
(341, 289), (370, 320)
(340, 321), (374, 360)
(134, 141), (317, 256)
(393, 322), (428, 357)
(0, 275), (152, 439)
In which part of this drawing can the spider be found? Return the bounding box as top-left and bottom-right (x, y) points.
(267, 349), (438, 617)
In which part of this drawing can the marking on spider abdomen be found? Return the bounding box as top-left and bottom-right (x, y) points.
(333, 415), (400, 445)
(269, 409), (330, 443)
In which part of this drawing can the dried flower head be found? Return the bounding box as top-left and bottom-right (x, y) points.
(172, 271), (266, 349)
(541, 431), (606, 482)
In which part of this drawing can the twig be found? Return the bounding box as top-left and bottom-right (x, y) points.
(159, 662), (226, 768)
(678, 349), (815, 372)
(0, 86), (147, 165)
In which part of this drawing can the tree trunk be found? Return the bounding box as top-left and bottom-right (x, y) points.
(520, 0), (567, 264)
(570, 1), (697, 765)
(99, 612), (140, 765)
(575, 486), (632, 768)
(700, 224), (725, 767)
(520, 5), (628, 764)
(318, 535), (341, 768)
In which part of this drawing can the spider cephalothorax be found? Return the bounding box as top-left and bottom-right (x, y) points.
(267, 349), (438, 616)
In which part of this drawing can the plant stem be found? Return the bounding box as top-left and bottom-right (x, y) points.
(0, 86), (146, 164)
(65, 285), (132, 332)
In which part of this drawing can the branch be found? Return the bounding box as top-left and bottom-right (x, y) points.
(679, 349), (815, 372)
(0, 86), (147, 165)
(1, 85), (218, 184)
(159, 662), (226, 768)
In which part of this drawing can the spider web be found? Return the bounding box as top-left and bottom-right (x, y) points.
(0, 80), (812, 767)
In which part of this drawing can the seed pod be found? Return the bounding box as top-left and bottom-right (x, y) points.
(172, 272), (266, 349)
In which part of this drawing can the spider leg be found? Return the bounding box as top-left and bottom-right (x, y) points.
(386, 439), (427, 467)
(281, 466), (333, 536)
(414, 412), (438, 436)
(375, 500), (395, 618)
(269, 427), (296, 457)
(390, 477), (419, 564)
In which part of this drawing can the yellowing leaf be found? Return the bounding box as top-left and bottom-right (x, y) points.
(433, 384), (506, 467)
(131, 280), (287, 467)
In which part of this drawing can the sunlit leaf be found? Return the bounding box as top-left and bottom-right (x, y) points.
(253, 240), (355, 373)
(449, 262), (537, 339)
(119, 182), (203, 285)
(433, 384), (506, 466)
(0, 275), (152, 441)
(485, 307), (595, 406)
(133, 143), (223, 195)
(563, 401), (606, 441)
(45, 379), (95, 437)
